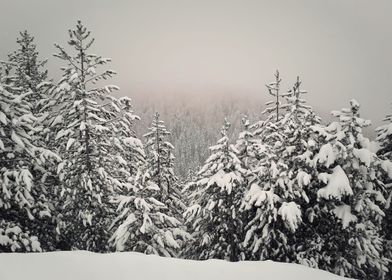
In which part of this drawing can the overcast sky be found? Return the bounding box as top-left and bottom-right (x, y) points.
(0, 0), (391, 127)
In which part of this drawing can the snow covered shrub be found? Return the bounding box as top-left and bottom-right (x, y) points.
(0, 221), (41, 252)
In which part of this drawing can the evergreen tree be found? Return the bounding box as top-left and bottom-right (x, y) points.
(44, 21), (122, 252)
(0, 79), (59, 252)
(104, 96), (192, 256)
(108, 96), (146, 195)
(143, 112), (185, 213)
(235, 115), (257, 169)
(308, 100), (389, 279)
(5, 31), (49, 115)
(243, 76), (318, 262)
(376, 105), (392, 161)
(116, 97), (146, 175)
(109, 163), (191, 256)
(109, 111), (190, 256)
(184, 119), (248, 261)
(375, 104), (392, 279)
(4, 31), (61, 251)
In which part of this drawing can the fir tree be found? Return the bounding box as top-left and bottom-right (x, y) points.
(309, 100), (389, 279)
(5, 31), (49, 115)
(109, 163), (191, 256)
(184, 119), (248, 261)
(375, 104), (392, 279)
(116, 97), (146, 175)
(235, 115), (257, 169)
(108, 96), (146, 196)
(143, 112), (185, 213)
(262, 70), (289, 122)
(242, 76), (316, 262)
(376, 105), (392, 161)
(0, 79), (59, 252)
(45, 21), (122, 252)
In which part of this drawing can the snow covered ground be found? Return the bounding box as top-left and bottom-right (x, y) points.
(0, 251), (350, 280)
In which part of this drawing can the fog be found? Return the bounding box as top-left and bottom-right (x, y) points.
(0, 0), (391, 128)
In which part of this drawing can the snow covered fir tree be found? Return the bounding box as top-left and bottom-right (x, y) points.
(183, 119), (248, 261)
(42, 21), (134, 252)
(0, 20), (391, 280)
(109, 112), (190, 256)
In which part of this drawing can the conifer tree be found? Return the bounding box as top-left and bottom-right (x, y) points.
(375, 104), (392, 279)
(261, 70), (290, 122)
(235, 115), (257, 169)
(250, 71), (288, 160)
(376, 106), (392, 161)
(108, 96), (146, 195)
(5, 31), (49, 114)
(0, 78), (59, 252)
(184, 119), (248, 261)
(242, 76), (317, 262)
(116, 97), (146, 175)
(5, 31), (61, 251)
(109, 162), (191, 256)
(109, 111), (190, 256)
(44, 21), (123, 251)
(308, 100), (389, 279)
(143, 112), (185, 213)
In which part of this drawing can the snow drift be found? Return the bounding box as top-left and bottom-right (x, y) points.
(0, 251), (350, 280)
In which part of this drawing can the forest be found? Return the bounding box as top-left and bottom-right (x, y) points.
(0, 21), (391, 280)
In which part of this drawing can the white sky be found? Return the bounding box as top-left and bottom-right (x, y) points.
(0, 0), (391, 127)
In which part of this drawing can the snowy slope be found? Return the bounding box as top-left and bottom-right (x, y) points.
(0, 251), (350, 280)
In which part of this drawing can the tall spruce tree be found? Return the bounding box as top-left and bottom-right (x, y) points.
(243, 76), (318, 262)
(143, 112), (185, 213)
(0, 32), (60, 251)
(376, 105), (392, 161)
(45, 21), (123, 252)
(109, 163), (191, 256)
(110, 112), (190, 256)
(4, 31), (49, 115)
(0, 76), (59, 252)
(261, 70), (290, 122)
(308, 100), (389, 279)
(375, 104), (392, 279)
(184, 119), (248, 261)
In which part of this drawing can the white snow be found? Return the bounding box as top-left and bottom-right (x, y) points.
(318, 166), (353, 200)
(296, 171), (311, 187)
(0, 111), (7, 125)
(245, 183), (279, 208)
(332, 204), (357, 229)
(11, 130), (25, 148)
(315, 143), (336, 168)
(0, 251), (349, 280)
(353, 148), (373, 167)
(381, 160), (392, 179)
(206, 169), (241, 194)
(66, 138), (76, 150)
(278, 202), (302, 232)
(350, 99), (360, 109)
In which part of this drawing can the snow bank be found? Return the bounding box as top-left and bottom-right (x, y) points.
(0, 251), (349, 280)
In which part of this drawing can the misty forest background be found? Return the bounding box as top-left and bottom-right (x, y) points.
(0, 21), (391, 280)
